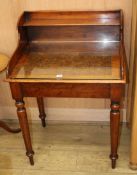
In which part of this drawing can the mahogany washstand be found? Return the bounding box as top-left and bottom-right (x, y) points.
(6, 10), (128, 168)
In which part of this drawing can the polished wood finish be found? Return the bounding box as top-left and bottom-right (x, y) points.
(110, 101), (120, 168)
(37, 97), (46, 127)
(15, 100), (34, 165)
(19, 11), (121, 26)
(6, 10), (127, 168)
(27, 26), (120, 41)
(22, 83), (110, 98)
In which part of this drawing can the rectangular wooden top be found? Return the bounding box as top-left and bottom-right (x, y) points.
(9, 42), (121, 82)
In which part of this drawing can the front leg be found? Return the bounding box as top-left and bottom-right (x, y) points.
(110, 101), (120, 169)
(37, 97), (46, 127)
(15, 99), (34, 165)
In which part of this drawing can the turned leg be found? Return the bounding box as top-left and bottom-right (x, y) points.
(37, 97), (46, 127)
(110, 101), (120, 169)
(15, 100), (34, 165)
(0, 121), (21, 133)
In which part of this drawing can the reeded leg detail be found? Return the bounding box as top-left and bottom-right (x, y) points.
(110, 101), (120, 169)
(15, 100), (34, 165)
(37, 97), (46, 127)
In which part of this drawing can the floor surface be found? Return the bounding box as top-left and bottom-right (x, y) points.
(0, 121), (135, 175)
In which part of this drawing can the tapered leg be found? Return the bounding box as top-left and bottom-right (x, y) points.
(0, 121), (21, 133)
(15, 100), (34, 165)
(110, 101), (120, 169)
(37, 97), (46, 127)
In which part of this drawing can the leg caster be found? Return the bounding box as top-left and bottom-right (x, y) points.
(37, 97), (46, 127)
(110, 101), (120, 169)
